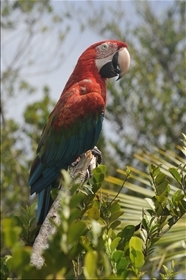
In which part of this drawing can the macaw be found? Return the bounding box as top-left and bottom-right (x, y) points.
(28, 40), (130, 225)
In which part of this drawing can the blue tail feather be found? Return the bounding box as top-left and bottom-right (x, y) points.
(37, 185), (53, 225)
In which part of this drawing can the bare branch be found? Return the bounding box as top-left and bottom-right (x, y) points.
(30, 150), (97, 269)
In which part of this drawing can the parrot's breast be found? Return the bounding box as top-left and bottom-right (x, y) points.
(52, 78), (106, 129)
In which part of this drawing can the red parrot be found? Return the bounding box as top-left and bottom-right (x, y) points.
(28, 40), (130, 225)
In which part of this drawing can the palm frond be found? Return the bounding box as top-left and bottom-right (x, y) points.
(102, 135), (186, 270)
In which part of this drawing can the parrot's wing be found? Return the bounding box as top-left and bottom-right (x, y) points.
(28, 99), (104, 194)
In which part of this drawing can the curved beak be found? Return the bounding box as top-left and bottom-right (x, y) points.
(113, 47), (130, 80)
(99, 47), (130, 80)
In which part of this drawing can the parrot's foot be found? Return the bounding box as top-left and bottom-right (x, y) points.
(86, 146), (102, 179)
(70, 146), (102, 181)
(91, 146), (102, 164)
(70, 156), (81, 167)
(70, 146), (102, 168)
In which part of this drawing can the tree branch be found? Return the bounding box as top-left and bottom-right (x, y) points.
(30, 150), (97, 269)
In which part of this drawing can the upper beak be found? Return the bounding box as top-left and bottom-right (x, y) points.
(112, 47), (130, 80)
(99, 47), (130, 80)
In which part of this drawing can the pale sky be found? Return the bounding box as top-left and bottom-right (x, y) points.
(2, 0), (174, 122)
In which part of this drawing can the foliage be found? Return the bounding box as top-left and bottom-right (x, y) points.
(1, 90), (55, 220)
(1, 118), (30, 218)
(104, 138), (186, 278)
(1, 141), (186, 279)
(1, 1), (186, 279)
(84, 1), (186, 169)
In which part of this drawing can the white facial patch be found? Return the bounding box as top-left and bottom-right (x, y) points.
(95, 54), (114, 72)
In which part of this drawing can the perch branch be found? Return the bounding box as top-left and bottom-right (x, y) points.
(30, 150), (97, 269)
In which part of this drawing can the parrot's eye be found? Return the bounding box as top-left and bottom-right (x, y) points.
(100, 43), (109, 50)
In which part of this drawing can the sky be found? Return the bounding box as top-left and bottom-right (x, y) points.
(2, 0), (175, 123)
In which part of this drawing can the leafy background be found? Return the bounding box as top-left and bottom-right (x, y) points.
(1, 0), (186, 279)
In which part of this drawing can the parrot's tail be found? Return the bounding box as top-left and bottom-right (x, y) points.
(37, 185), (53, 225)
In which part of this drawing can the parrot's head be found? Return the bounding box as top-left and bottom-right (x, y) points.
(78, 40), (130, 81)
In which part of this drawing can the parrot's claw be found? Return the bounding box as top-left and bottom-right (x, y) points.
(91, 146), (102, 164)
(87, 146), (102, 178)
(70, 156), (81, 167)
(70, 147), (102, 181)
(70, 146), (102, 168)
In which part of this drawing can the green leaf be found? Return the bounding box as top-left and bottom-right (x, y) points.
(2, 218), (22, 248)
(168, 217), (175, 227)
(169, 167), (181, 183)
(93, 172), (105, 183)
(178, 201), (186, 215)
(155, 194), (166, 203)
(1, 255), (12, 278)
(67, 221), (87, 243)
(11, 247), (32, 272)
(153, 199), (163, 216)
(119, 225), (135, 240)
(97, 164), (107, 174)
(69, 208), (82, 222)
(149, 164), (160, 177)
(92, 182), (102, 193)
(156, 179), (169, 195)
(109, 210), (123, 223)
(109, 202), (121, 213)
(117, 257), (128, 271)
(87, 207), (100, 221)
(126, 166), (131, 176)
(130, 249), (144, 269)
(70, 182), (80, 195)
(172, 190), (184, 203)
(100, 251), (111, 276)
(109, 220), (121, 230)
(70, 192), (86, 208)
(84, 250), (98, 279)
(155, 172), (167, 186)
(110, 237), (121, 252)
(50, 188), (59, 200)
(129, 236), (143, 251)
(129, 237), (145, 269)
(112, 250), (123, 262)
